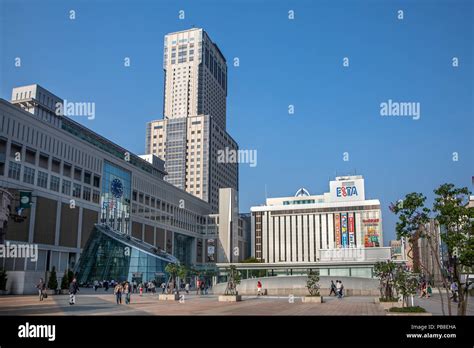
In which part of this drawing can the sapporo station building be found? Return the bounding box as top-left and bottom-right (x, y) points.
(0, 84), (249, 294)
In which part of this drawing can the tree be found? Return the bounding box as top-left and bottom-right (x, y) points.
(164, 263), (187, 296)
(433, 183), (474, 316)
(374, 261), (397, 301)
(393, 265), (418, 307)
(67, 269), (75, 284)
(306, 270), (320, 296)
(0, 269), (7, 291)
(47, 266), (58, 291)
(224, 265), (241, 295)
(60, 269), (69, 290)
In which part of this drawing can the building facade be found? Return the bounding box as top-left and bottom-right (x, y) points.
(146, 28), (238, 212)
(0, 84), (245, 293)
(250, 176), (384, 265)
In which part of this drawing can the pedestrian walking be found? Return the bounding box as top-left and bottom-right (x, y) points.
(329, 280), (337, 296)
(36, 278), (46, 301)
(185, 283), (190, 294)
(69, 278), (79, 305)
(124, 282), (131, 304)
(450, 281), (458, 302)
(257, 280), (262, 296)
(161, 282), (166, 294)
(114, 283), (123, 304)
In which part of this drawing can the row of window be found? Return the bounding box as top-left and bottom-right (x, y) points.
(7, 161), (100, 204)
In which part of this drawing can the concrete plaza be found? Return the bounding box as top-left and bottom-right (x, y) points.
(0, 289), (386, 316)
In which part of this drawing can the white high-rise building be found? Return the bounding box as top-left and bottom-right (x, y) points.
(146, 28), (238, 213)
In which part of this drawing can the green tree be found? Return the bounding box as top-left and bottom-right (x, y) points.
(164, 263), (187, 296)
(60, 269), (69, 290)
(0, 269), (7, 291)
(433, 183), (474, 316)
(393, 266), (418, 307)
(47, 266), (58, 291)
(67, 269), (75, 284)
(306, 270), (320, 296)
(374, 261), (397, 301)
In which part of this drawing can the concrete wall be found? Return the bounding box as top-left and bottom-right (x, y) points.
(212, 275), (380, 296)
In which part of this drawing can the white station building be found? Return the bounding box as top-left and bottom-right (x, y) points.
(247, 176), (390, 278)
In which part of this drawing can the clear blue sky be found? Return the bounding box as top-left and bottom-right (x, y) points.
(1, 0), (473, 245)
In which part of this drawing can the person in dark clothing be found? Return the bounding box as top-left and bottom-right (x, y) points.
(329, 280), (337, 296)
(69, 278), (79, 305)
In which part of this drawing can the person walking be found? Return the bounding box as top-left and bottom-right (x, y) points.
(36, 278), (46, 301)
(185, 283), (190, 294)
(123, 282), (131, 304)
(104, 280), (109, 292)
(196, 279), (201, 295)
(329, 280), (337, 296)
(336, 280), (342, 298)
(450, 281), (458, 302)
(69, 278), (79, 305)
(93, 280), (99, 292)
(114, 283), (123, 304)
(161, 282), (166, 294)
(257, 280), (262, 296)
(426, 283), (432, 298)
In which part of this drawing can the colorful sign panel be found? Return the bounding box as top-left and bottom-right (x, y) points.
(348, 213), (355, 247)
(334, 213), (341, 248)
(363, 218), (381, 247)
(341, 213), (348, 247)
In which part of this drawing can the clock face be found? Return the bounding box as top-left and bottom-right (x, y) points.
(110, 178), (123, 198)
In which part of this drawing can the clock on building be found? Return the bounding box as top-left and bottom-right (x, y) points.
(110, 178), (123, 198)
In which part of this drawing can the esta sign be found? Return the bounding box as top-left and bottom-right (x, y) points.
(336, 186), (358, 198)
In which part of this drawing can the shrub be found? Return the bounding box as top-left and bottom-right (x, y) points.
(389, 306), (426, 313)
(47, 266), (58, 290)
(60, 270), (69, 290)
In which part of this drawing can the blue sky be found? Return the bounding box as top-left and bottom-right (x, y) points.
(1, 0), (473, 245)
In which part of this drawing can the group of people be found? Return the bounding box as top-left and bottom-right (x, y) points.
(113, 282), (132, 304)
(419, 281), (433, 299)
(329, 280), (345, 298)
(36, 277), (79, 305)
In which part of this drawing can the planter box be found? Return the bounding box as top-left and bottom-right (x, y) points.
(302, 296), (324, 303)
(380, 302), (403, 310)
(60, 289), (69, 295)
(0, 290), (9, 295)
(45, 290), (56, 296)
(218, 295), (242, 302)
(158, 294), (179, 301)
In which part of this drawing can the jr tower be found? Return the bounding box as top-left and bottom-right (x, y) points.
(146, 28), (238, 213)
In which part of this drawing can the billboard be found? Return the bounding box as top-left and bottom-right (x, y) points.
(341, 213), (348, 247)
(363, 218), (380, 247)
(348, 213), (355, 247)
(329, 177), (365, 202)
(334, 213), (341, 248)
(207, 239), (215, 262)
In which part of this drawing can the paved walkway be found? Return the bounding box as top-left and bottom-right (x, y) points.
(0, 291), (386, 316)
(414, 293), (474, 316)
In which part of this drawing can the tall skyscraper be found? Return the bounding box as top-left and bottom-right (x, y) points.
(146, 28), (238, 212)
